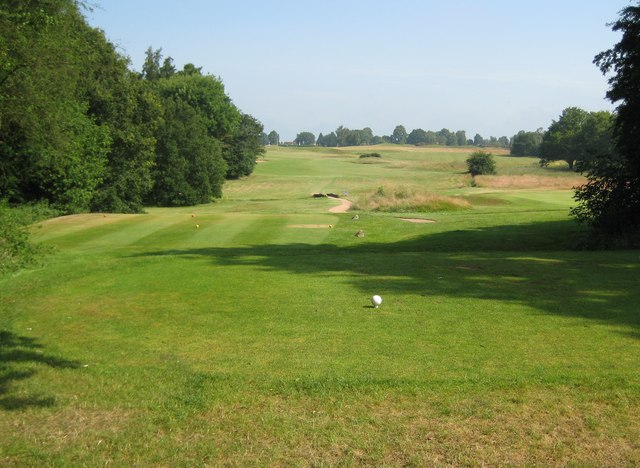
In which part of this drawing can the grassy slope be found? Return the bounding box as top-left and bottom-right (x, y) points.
(1, 145), (639, 465)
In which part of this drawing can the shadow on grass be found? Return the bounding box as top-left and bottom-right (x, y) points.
(0, 331), (80, 410)
(133, 220), (640, 334)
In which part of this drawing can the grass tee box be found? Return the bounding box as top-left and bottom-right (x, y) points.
(1, 145), (639, 465)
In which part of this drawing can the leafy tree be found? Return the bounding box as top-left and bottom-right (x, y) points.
(360, 127), (374, 145)
(142, 47), (163, 81)
(225, 113), (265, 179)
(539, 107), (590, 170)
(540, 107), (614, 171)
(318, 131), (338, 147)
(436, 128), (455, 146)
(267, 130), (279, 145)
(466, 150), (496, 176)
(85, 33), (162, 213)
(407, 128), (428, 145)
(572, 3), (640, 242)
(497, 136), (510, 148)
(294, 131), (315, 146)
(510, 130), (543, 156)
(391, 125), (407, 144)
(150, 95), (225, 206)
(473, 133), (485, 146)
(0, 0), (111, 213)
(456, 130), (467, 146)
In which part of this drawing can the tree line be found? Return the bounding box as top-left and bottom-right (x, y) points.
(0, 0), (264, 214)
(288, 125), (512, 148)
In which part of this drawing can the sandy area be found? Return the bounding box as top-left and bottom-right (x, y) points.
(399, 218), (436, 223)
(328, 198), (352, 213)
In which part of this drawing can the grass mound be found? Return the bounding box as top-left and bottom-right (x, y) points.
(353, 184), (471, 212)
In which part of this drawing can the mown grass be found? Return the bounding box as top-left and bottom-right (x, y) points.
(1, 145), (639, 465)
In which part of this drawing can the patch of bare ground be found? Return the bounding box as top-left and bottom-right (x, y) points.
(328, 198), (352, 213)
(474, 174), (586, 189)
(399, 218), (436, 223)
(288, 224), (331, 229)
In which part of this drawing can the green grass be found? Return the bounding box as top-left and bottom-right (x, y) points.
(1, 145), (639, 465)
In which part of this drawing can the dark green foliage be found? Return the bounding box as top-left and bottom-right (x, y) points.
(511, 130), (543, 156)
(294, 132), (316, 146)
(391, 125), (407, 144)
(466, 151), (496, 176)
(0, 201), (55, 275)
(572, 3), (640, 245)
(150, 95), (226, 206)
(540, 107), (614, 171)
(359, 153), (382, 159)
(225, 114), (265, 179)
(1, 8), (262, 216)
(267, 130), (279, 145)
(0, 0), (111, 213)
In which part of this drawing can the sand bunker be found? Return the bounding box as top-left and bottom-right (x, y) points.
(399, 218), (436, 223)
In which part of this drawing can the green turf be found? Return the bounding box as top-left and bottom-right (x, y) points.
(1, 145), (639, 465)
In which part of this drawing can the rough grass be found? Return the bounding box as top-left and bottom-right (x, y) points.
(475, 174), (587, 189)
(353, 184), (471, 212)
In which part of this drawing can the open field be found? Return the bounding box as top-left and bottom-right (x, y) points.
(1, 145), (639, 465)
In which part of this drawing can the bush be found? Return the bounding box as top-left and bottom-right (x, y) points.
(0, 201), (56, 275)
(359, 152), (382, 159)
(467, 150), (496, 176)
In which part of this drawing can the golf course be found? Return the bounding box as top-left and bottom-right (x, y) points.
(1, 145), (639, 465)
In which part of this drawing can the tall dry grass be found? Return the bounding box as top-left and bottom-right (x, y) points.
(352, 184), (470, 212)
(474, 174), (586, 189)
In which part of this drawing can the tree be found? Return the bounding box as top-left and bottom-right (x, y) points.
(142, 47), (163, 81)
(407, 128), (428, 145)
(267, 130), (279, 145)
(473, 133), (484, 146)
(391, 125), (407, 144)
(294, 131), (315, 146)
(0, 0), (113, 213)
(319, 131), (338, 147)
(539, 107), (589, 170)
(456, 130), (467, 146)
(225, 114), (265, 179)
(540, 107), (614, 171)
(466, 151), (496, 176)
(572, 3), (640, 242)
(510, 130), (543, 156)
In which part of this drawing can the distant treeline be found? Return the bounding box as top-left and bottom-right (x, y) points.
(283, 114), (613, 169)
(285, 125), (513, 149)
(0, 1), (264, 214)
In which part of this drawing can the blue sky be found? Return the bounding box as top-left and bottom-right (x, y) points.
(87, 1), (626, 141)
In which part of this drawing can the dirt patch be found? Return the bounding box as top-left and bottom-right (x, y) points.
(399, 218), (436, 223)
(288, 224), (331, 229)
(329, 199), (352, 213)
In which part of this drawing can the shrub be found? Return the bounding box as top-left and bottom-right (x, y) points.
(359, 152), (382, 159)
(467, 150), (496, 176)
(0, 201), (56, 275)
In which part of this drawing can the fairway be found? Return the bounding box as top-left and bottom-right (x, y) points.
(2, 145), (639, 465)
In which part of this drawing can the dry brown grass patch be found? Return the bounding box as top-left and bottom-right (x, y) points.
(353, 184), (470, 213)
(474, 174), (586, 189)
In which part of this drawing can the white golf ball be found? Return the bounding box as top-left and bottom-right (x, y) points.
(371, 295), (382, 308)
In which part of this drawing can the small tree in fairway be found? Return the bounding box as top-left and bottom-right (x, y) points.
(466, 150), (496, 176)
